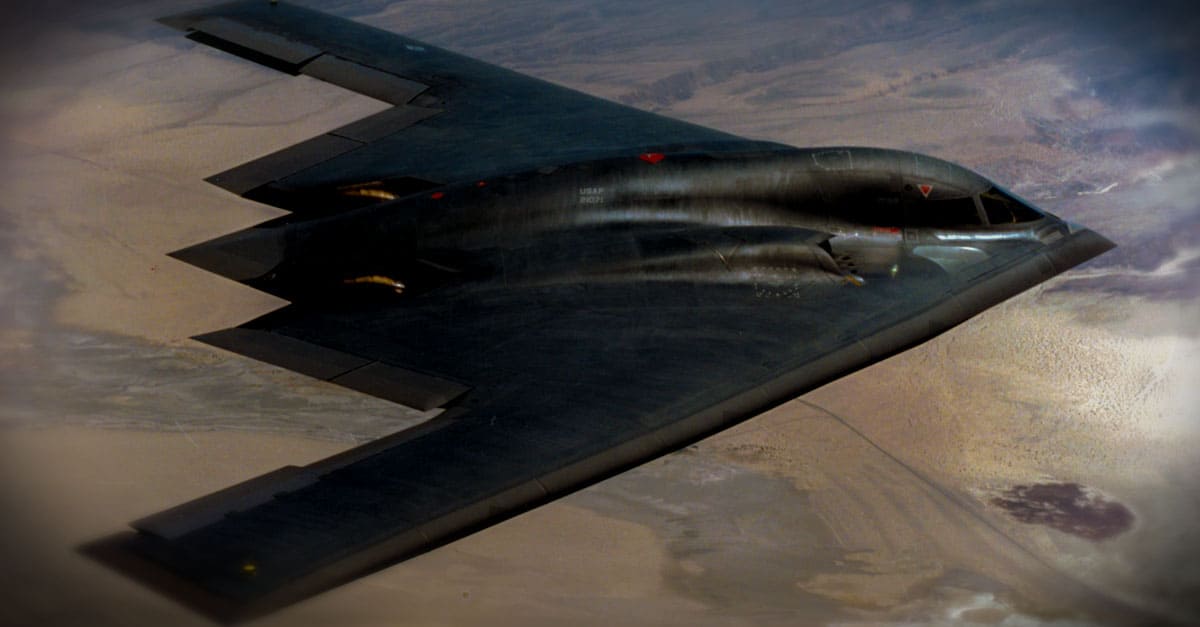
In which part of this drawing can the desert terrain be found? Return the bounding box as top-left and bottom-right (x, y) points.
(1, 1), (1197, 626)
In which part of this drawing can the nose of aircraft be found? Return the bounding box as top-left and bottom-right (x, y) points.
(1044, 225), (1116, 273)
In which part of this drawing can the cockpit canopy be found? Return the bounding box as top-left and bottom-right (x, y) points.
(805, 148), (1045, 229)
(841, 186), (1043, 228)
(912, 186), (1044, 228)
(978, 187), (1043, 224)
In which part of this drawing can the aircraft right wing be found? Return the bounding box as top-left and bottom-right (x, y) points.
(159, 1), (786, 215)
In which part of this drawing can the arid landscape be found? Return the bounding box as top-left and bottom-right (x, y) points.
(1, 1), (1197, 626)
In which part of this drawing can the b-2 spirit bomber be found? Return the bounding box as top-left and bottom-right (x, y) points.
(86, 1), (1114, 621)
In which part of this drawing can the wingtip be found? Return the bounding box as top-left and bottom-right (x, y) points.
(79, 532), (249, 624)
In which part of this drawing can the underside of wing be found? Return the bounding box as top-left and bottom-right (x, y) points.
(84, 226), (1112, 622)
(159, 1), (785, 215)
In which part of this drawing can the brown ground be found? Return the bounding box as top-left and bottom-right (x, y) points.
(2, 2), (1197, 626)
(0, 428), (706, 627)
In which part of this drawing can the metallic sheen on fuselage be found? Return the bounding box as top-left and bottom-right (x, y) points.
(94, 4), (1115, 621)
(182, 147), (1061, 302)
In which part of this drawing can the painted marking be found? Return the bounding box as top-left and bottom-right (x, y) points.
(578, 186), (606, 205)
(639, 152), (666, 164)
(918, 184), (933, 198)
(430, 191), (445, 199)
(812, 149), (853, 171)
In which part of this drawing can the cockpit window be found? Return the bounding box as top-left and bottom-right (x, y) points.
(840, 202), (903, 227)
(907, 196), (982, 228)
(980, 187), (1042, 224)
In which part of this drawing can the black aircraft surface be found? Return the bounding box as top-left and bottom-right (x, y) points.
(86, 1), (1115, 622)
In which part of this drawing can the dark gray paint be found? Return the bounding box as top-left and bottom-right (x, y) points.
(85, 1), (1115, 622)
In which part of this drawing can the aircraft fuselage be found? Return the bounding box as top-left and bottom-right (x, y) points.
(176, 146), (1067, 302)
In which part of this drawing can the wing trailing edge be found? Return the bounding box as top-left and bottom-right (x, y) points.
(196, 326), (471, 411)
(157, 1), (781, 214)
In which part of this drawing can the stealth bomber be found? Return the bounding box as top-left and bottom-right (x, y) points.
(86, 1), (1115, 621)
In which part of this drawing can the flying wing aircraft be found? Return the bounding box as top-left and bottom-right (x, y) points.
(85, 1), (1115, 622)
